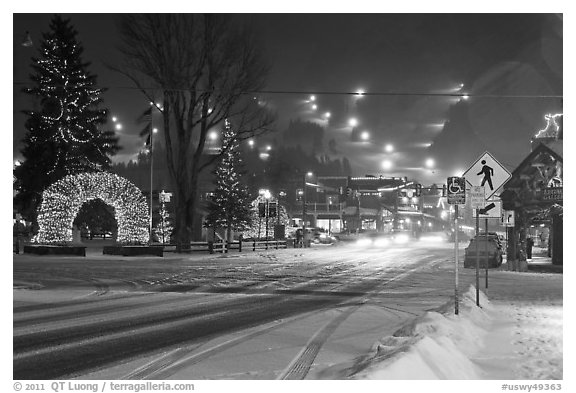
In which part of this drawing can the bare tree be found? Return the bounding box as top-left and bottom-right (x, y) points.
(115, 14), (275, 251)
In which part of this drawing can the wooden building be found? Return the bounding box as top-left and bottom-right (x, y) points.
(500, 115), (563, 266)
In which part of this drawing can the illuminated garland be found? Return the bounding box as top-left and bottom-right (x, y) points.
(35, 172), (149, 245)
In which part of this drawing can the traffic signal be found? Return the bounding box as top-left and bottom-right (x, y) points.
(346, 188), (352, 197)
(415, 184), (422, 197)
(269, 203), (277, 218)
(258, 202), (266, 217)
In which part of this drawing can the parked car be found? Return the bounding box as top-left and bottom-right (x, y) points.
(448, 230), (470, 242)
(464, 236), (503, 268)
(313, 231), (337, 244)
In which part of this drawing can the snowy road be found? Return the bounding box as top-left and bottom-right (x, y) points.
(13, 242), (476, 380)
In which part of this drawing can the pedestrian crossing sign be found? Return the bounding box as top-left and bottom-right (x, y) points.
(462, 151), (511, 199)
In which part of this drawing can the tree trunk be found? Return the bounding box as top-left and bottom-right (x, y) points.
(172, 170), (203, 253)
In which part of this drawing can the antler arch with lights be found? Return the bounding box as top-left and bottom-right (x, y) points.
(35, 172), (149, 245)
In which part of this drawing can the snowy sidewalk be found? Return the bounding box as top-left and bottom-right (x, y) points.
(352, 268), (563, 380)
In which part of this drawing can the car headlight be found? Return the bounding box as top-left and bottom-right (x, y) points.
(394, 234), (410, 244)
(374, 238), (390, 247)
(356, 238), (373, 247)
(420, 235), (444, 243)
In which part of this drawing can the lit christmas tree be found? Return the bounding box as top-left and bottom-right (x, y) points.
(204, 120), (253, 241)
(154, 192), (173, 244)
(243, 197), (292, 240)
(14, 15), (119, 222)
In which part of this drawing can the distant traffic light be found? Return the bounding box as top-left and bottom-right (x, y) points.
(346, 188), (352, 197)
(258, 202), (266, 217)
(415, 184), (422, 197)
(269, 203), (277, 218)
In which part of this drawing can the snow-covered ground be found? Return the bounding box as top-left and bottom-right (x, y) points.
(350, 270), (563, 381)
(10, 245), (566, 390)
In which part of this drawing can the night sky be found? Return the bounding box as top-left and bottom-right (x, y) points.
(12, 13), (563, 184)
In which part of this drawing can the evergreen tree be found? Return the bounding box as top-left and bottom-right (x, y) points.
(153, 194), (173, 244)
(14, 15), (120, 222)
(205, 120), (253, 240)
(243, 197), (291, 240)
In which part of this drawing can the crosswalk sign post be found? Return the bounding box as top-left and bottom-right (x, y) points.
(463, 152), (512, 307)
(463, 151), (512, 199)
(469, 186), (485, 209)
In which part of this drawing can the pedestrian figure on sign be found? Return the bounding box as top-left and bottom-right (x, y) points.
(477, 160), (494, 190)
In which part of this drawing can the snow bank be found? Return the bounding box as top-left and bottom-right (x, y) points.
(353, 286), (495, 379)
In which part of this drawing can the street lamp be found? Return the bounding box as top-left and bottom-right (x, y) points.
(302, 171), (313, 247)
(425, 158), (435, 168)
(385, 144), (394, 153)
(382, 160), (393, 170)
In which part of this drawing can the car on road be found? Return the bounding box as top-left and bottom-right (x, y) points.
(313, 231), (337, 244)
(355, 231), (392, 248)
(464, 236), (503, 268)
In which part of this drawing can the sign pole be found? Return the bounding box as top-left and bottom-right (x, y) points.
(454, 204), (459, 315)
(446, 176), (465, 315)
(475, 208), (480, 307)
(485, 218), (489, 289)
(265, 199), (269, 250)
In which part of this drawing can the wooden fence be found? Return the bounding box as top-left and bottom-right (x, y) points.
(163, 239), (292, 254)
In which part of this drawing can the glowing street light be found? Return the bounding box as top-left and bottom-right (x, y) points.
(348, 118), (358, 127)
(248, 139), (255, 147)
(153, 128), (158, 134)
(311, 104), (317, 110)
(382, 160), (393, 170)
(385, 144), (394, 153)
(115, 123), (122, 130)
(425, 158), (435, 168)
(310, 95), (316, 102)
(259, 189), (272, 199)
(355, 89), (365, 97)
(209, 131), (218, 140)
(111, 116), (117, 122)
(323, 112), (331, 119)
(360, 131), (370, 141)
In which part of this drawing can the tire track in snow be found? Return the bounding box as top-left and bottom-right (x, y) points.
(277, 254), (445, 380)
